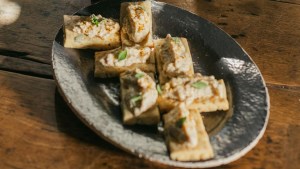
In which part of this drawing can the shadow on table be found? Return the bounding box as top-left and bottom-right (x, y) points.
(54, 88), (177, 169)
(54, 88), (118, 150)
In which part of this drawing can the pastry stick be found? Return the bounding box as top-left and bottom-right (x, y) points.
(163, 103), (214, 161)
(120, 1), (153, 47)
(94, 46), (156, 78)
(64, 15), (121, 50)
(120, 69), (160, 125)
(154, 34), (194, 85)
(158, 74), (229, 113)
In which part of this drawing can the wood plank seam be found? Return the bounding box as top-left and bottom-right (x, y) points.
(0, 49), (51, 64)
(269, 0), (300, 6)
(266, 83), (300, 92)
(0, 55), (53, 79)
(0, 69), (53, 80)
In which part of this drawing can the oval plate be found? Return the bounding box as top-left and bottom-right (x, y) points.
(52, 0), (270, 168)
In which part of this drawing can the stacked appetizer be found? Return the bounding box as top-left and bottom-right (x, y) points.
(63, 0), (229, 162)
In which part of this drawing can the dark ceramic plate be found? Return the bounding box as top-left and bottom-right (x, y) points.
(52, 0), (269, 168)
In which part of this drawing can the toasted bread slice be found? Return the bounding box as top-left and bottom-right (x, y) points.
(94, 46), (156, 78)
(120, 1), (153, 47)
(154, 36), (194, 85)
(64, 15), (121, 50)
(120, 71), (160, 125)
(158, 74), (229, 113)
(163, 104), (214, 161)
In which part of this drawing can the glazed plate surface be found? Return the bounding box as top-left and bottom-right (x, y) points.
(52, 0), (269, 168)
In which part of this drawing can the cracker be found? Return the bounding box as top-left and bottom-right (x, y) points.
(163, 105), (214, 161)
(158, 75), (229, 112)
(120, 1), (153, 47)
(64, 15), (121, 50)
(120, 72), (160, 125)
(94, 47), (156, 78)
(154, 37), (194, 85)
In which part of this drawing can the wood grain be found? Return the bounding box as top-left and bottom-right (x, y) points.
(0, 0), (90, 79)
(219, 85), (300, 169)
(0, 0), (299, 169)
(0, 0), (90, 61)
(0, 49), (50, 64)
(0, 54), (52, 78)
(1, 0), (299, 86)
(270, 0), (300, 6)
(0, 74), (299, 169)
(157, 0), (300, 87)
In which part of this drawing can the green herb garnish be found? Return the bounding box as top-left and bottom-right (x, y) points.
(135, 73), (144, 79)
(118, 50), (127, 61)
(172, 37), (180, 44)
(156, 84), (162, 95)
(91, 15), (99, 26)
(191, 81), (208, 89)
(175, 117), (186, 128)
(130, 95), (143, 105)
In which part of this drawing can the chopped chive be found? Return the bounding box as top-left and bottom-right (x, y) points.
(135, 73), (144, 79)
(172, 37), (180, 44)
(191, 81), (208, 89)
(118, 50), (127, 61)
(91, 14), (99, 26)
(130, 95), (143, 104)
(175, 117), (186, 128)
(156, 84), (162, 95)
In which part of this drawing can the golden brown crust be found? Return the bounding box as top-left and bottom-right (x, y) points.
(154, 38), (194, 85)
(94, 47), (156, 78)
(120, 73), (160, 125)
(63, 15), (121, 50)
(157, 96), (175, 113)
(120, 1), (153, 47)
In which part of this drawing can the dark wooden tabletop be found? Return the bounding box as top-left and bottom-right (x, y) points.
(0, 0), (299, 168)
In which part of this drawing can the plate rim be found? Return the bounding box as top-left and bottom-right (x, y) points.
(51, 0), (270, 168)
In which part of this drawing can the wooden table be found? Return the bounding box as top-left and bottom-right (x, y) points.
(0, 0), (299, 168)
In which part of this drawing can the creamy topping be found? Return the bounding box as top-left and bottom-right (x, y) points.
(162, 74), (223, 105)
(72, 14), (120, 39)
(124, 3), (150, 43)
(123, 69), (158, 116)
(99, 46), (151, 67)
(159, 34), (191, 77)
(165, 103), (198, 147)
